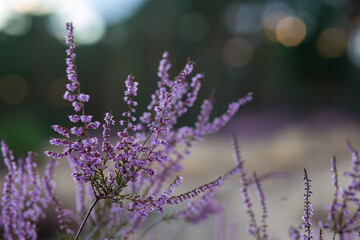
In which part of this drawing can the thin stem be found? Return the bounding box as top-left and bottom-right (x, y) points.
(75, 198), (100, 240)
(319, 229), (323, 240)
(142, 130), (154, 146)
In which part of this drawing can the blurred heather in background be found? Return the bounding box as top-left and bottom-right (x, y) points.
(1, 0), (360, 239)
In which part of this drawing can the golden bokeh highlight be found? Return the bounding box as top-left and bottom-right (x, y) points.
(261, 12), (288, 43)
(9, 0), (53, 15)
(223, 37), (254, 67)
(275, 16), (306, 47)
(0, 74), (28, 104)
(316, 28), (348, 58)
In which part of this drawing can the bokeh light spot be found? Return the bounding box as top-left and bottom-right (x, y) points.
(48, 0), (106, 45)
(0, 2), (13, 31)
(224, 2), (261, 35)
(316, 28), (347, 58)
(9, 0), (55, 15)
(261, 11), (288, 43)
(2, 13), (32, 36)
(223, 37), (254, 67)
(275, 16), (306, 47)
(262, 1), (293, 17)
(87, 0), (147, 25)
(0, 75), (28, 104)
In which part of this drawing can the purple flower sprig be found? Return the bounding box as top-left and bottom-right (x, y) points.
(45, 22), (101, 170)
(44, 22), (254, 240)
(233, 135), (260, 238)
(166, 177), (223, 205)
(302, 168), (314, 240)
(64, 22), (90, 118)
(233, 135), (289, 240)
(1, 139), (17, 239)
(253, 172), (268, 240)
(1, 139), (48, 240)
(328, 156), (339, 224)
(178, 188), (223, 224)
(122, 176), (223, 217)
(43, 145), (74, 236)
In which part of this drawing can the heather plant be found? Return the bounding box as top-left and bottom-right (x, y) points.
(1, 139), (47, 240)
(1, 22), (360, 240)
(44, 22), (252, 240)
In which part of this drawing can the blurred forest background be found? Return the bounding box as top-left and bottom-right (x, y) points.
(1, 0), (360, 239)
(0, 0), (359, 154)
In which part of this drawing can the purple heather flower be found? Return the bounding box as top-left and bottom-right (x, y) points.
(1, 140), (17, 239)
(1, 140), (47, 240)
(80, 115), (93, 123)
(157, 51), (172, 87)
(65, 23), (78, 84)
(166, 177), (223, 205)
(169, 175), (183, 189)
(290, 226), (301, 240)
(328, 156), (339, 222)
(43, 154), (73, 235)
(72, 101), (83, 112)
(66, 82), (78, 92)
(87, 121), (101, 129)
(23, 152), (47, 239)
(200, 92), (253, 135)
(320, 143), (360, 239)
(70, 126), (85, 136)
(178, 189), (223, 224)
(51, 125), (70, 138)
(77, 93), (90, 102)
(63, 91), (77, 101)
(232, 136), (261, 238)
(253, 172), (268, 240)
(102, 112), (115, 158)
(118, 75), (139, 137)
(328, 142), (360, 238)
(185, 73), (203, 108)
(69, 115), (80, 123)
(301, 168), (314, 240)
(67, 154), (86, 214)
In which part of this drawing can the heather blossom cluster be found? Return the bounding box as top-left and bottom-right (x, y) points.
(1, 139), (47, 240)
(1, 21), (360, 240)
(317, 142), (360, 239)
(42, 22), (253, 239)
